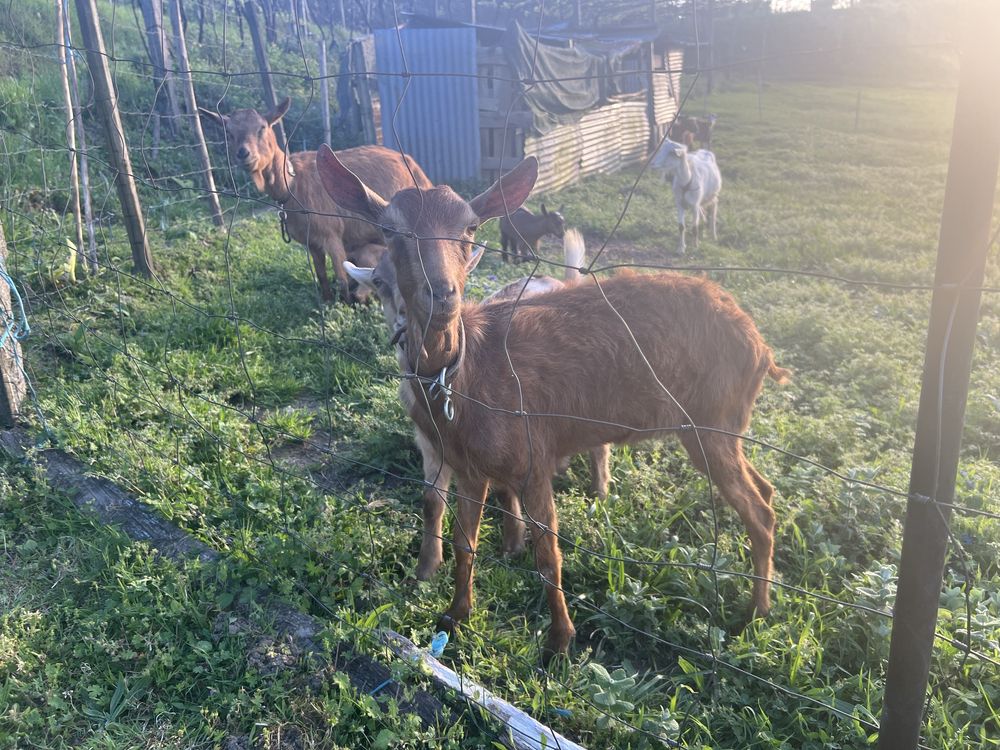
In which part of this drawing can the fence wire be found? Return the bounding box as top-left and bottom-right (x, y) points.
(0, 1), (997, 749)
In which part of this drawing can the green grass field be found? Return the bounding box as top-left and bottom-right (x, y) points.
(2, 55), (1000, 750)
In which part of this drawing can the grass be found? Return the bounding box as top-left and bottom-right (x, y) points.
(2, 27), (1000, 750)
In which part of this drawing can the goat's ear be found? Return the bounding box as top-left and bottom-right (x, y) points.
(198, 108), (227, 129)
(343, 261), (377, 292)
(466, 245), (485, 273)
(317, 144), (388, 221)
(266, 96), (291, 125)
(469, 156), (538, 221)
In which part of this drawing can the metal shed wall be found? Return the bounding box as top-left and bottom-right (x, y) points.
(374, 28), (480, 183)
(524, 98), (650, 194)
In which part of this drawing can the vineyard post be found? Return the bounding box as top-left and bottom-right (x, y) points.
(168, 0), (225, 227)
(0, 220), (25, 428)
(878, 18), (1000, 750)
(55, 0), (84, 273)
(74, 0), (154, 277)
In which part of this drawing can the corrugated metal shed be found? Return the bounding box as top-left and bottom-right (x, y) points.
(524, 98), (649, 194)
(374, 28), (481, 183)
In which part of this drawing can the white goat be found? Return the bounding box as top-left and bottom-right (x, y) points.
(651, 139), (722, 254)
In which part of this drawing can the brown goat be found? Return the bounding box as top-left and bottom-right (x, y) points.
(199, 97), (432, 303)
(499, 205), (566, 264)
(668, 114), (717, 150)
(317, 147), (789, 660)
(344, 230), (612, 577)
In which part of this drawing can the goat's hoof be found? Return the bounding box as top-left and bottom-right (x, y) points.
(501, 538), (526, 559)
(414, 559), (442, 581)
(436, 610), (466, 635)
(541, 628), (575, 665)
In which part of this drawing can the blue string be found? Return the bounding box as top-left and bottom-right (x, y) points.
(368, 678), (393, 696)
(0, 269), (30, 351)
(0, 265), (50, 438)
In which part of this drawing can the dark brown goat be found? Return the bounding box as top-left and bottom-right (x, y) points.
(199, 97), (432, 303)
(668, 114), (717, 150)
(499, 204), (566, 263)
(317, 147), (789, 660)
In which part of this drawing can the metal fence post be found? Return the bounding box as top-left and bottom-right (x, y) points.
(878, 18), (1000, 750)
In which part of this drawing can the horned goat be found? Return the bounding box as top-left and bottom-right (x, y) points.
(199, 97), (432, 303)
(319, 147), (788, 661)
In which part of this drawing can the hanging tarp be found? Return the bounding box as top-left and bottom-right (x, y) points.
(504, 21), (612, 135)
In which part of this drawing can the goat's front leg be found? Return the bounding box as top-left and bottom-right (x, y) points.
(675, 193), (687, 255)
(522, 471), (575, 662)
(438, 474), (488, 632)
(708, 198), (719, 241)
(414, 428), (453, 580)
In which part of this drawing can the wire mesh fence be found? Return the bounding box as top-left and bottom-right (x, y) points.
(1, 1), (999, 748)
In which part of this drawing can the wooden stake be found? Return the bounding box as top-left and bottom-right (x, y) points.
(74, 0), (154, 277)
(241, 0), (287, 150)
(0, 220), (26, 428)
(138, 0), (181, 135)
(62, 0), (98, 273)
(319, 38), (331, 146)
(55, 0), (83, 276)
(169, 0), (224, 227)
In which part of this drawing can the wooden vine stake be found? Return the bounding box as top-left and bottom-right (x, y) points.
(74, 0), (154, 277)
(55, 0), (83, 278)
(241, 0), (287, 151)
(61, 0), (98, 273)
(0, 221), (26, 427)
(168, 0), (224, 227)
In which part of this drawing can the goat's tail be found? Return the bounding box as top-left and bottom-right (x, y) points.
(767, 350), (792, 385)
(562, 228), (586, 284)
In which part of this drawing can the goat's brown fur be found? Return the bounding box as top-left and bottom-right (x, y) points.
(317, 147), (789, 660)
(199, 98), (432, 302)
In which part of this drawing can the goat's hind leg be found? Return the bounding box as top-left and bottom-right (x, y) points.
(588, 444), (611, 500)
(497, 488), (527, 558)
(708, 197), (719, 242)
(680, 431), (776, 618)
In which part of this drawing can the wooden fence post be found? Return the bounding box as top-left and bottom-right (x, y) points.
(55, 0), (83, 274)
(74, 0), (154, 277)
(878, 17), (1000, 750)
(0, 220), (26, 428)
(241, 0), (287, 151)
(319, 37), (331, 145)
(138, 0), (181, 142)
(168, 0), (224, 228)
(62, 0), (98, 273)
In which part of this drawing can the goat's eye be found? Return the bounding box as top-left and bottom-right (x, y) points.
(258, 126), (266, 136)
(466, 224), (479, 236)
